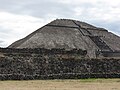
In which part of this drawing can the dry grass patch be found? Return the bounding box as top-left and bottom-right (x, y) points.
(0, 79), (120, 90)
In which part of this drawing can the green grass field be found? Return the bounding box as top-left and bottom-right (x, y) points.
(0, 79), (120, 90)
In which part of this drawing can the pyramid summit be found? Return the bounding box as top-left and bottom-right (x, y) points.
(8, 19), (120, 58)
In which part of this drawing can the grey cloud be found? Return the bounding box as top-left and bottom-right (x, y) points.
(0, 0), (118, 20)
(0, 0), (120, 47)
(0, 39), (6, 48)
(0, 26), (15, 38)
(0, 0), (101, 20)
(0, 0), (120, 32)
(88, 20), (120, 36)
(0, 0), (75, 18)
(0, 40), (4, 43)
(0, 27), (16, 47)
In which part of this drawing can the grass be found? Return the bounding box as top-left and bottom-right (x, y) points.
(0, 79), (120, 90)
(77, 78), (120, 82)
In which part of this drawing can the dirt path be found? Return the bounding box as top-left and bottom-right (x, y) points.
(0, 79), (120, 90)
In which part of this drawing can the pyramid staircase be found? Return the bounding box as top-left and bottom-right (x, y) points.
(72, 22), (120, 58)
(87, 32), (120, 58)
(89, 36), (112, 52)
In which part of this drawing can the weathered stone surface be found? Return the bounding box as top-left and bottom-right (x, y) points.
(0, 48), (120, 80)
(1, 19), (120, 80)
(8, 19), (120, 58)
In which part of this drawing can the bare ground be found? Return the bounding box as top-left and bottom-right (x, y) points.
(0, 79), (120, 90)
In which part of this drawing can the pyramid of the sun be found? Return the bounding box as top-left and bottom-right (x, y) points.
(8, 19), (120, 58)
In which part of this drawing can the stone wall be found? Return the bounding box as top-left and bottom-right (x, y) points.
(0, 48), (120, 80)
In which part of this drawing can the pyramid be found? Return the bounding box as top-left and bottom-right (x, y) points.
(8, 19), (120, 58)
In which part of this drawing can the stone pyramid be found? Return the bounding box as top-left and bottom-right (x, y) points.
(8, 19), (120, 58)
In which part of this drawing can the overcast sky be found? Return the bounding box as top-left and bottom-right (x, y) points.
(0, 0), (120, 47)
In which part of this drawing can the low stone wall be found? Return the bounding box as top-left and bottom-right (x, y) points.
(0, 48), (120, 80)
(0, 48), (87, 55)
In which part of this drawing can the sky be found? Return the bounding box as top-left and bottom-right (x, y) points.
(0, 0), (120, 47)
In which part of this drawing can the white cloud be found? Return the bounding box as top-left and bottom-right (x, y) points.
(72, 1), (120, 25)
(58, 0), (120, 6)
(57, 0), (98, 4)
(58, 0), (120, 22)
(74, 7), (83, 16)
(0, 12), (52, 47)
(0, 12), (46, 34)
(0, 0), (120, 47)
